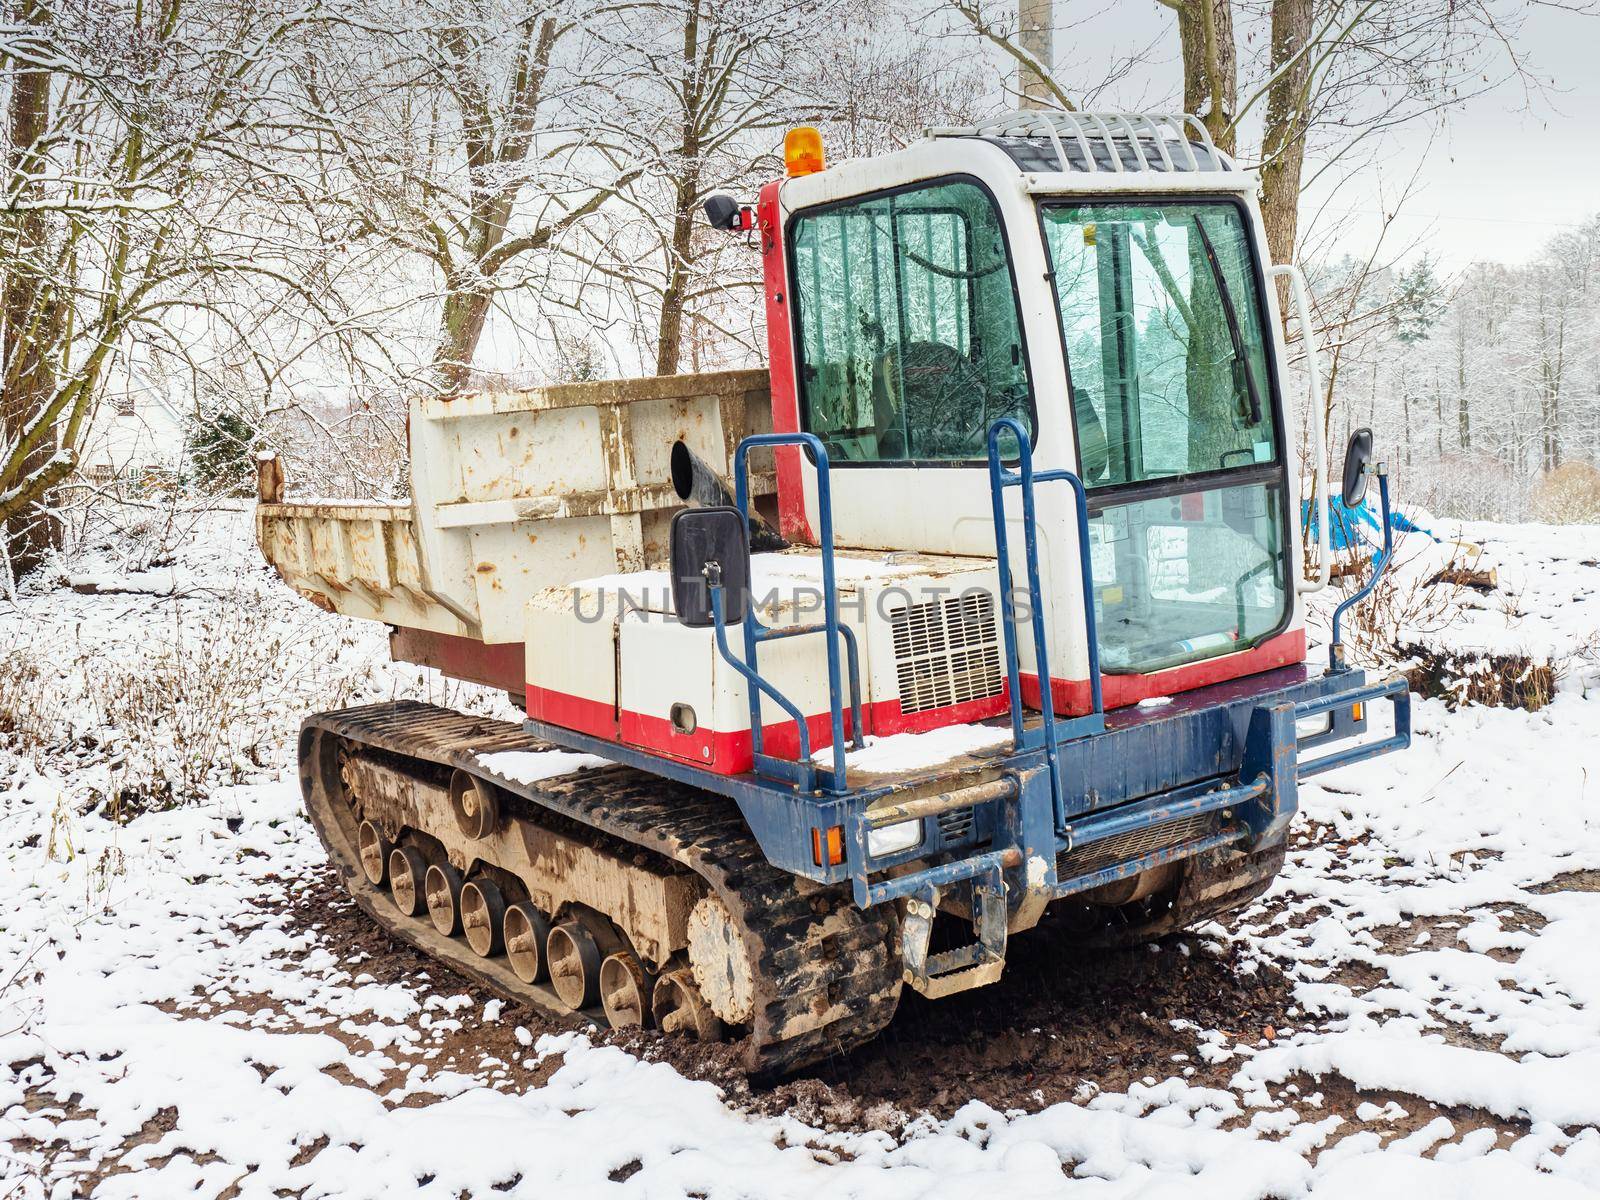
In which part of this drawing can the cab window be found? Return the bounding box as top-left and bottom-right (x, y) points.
(1040, 201), (1277, 487)
(790, 179), (1032, 462)
(1041, 199), (1290, 672)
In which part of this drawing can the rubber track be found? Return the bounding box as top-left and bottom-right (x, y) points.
(299, 700), (902, 1075)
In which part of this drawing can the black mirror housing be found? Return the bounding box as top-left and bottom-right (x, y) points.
(1341, 428), (1374, 507)
(670, 506), (751, 627)
(703, 193), (742, 232)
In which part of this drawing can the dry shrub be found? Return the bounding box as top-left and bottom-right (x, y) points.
(1531, 461), (1600, 524)
(1400, 644), (1557, 711)
(1327, 538), (1470, 669)
(91, 605), (315, 811)
(0, 642), (62, 752)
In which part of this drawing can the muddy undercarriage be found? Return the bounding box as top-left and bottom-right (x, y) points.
(300, 701), (1286, 1074)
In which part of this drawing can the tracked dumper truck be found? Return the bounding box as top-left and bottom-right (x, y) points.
(259, 112), (1411, 1072)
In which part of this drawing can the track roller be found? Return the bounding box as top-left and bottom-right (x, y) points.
(686, 894), (755, 1025)
(425, 862), (464, 936)
(503, 903), (551, 984)
(652, 969), (723, 1041)
(357, 821), (390, 886)
(546, 919), (603, 1010)
(449, 769), (500, 840)
(461, 879), (506, 957)
(599, 951), (652, 1028)
(388, 845), (428, 917)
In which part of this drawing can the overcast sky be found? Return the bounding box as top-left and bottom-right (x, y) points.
(1037, 2), (1599, 271)
(1311, 3), (1599, 269)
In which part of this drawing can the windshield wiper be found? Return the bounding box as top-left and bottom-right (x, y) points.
(1191, 215), (1264, 426)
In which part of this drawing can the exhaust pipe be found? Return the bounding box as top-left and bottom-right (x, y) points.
(670, 440), (789, 552)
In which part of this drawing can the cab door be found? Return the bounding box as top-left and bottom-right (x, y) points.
(783, 175), (1039, 557)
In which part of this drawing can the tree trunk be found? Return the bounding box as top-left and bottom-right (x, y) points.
(2, 7), (62, 576)
(655, 185), (697, 376)
(1175, 0), (1237, 155)
(1018, 0), (1054, 110)
(1440, 369), (1452, 457)
(434, 288), (494, 393)
(1259, 0), (1313, 269)
(653, 0), (703, 377)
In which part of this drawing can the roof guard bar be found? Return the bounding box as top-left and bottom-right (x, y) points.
(1128, 113), (1173, 171)
(1105, 113), (1138, 163)
(1087, 113), (1126, 171)
(926, 111), (1224, 174)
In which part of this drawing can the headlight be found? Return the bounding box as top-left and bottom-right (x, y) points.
(867, 819), (922, 859)
(1295, 713), (1331, 738)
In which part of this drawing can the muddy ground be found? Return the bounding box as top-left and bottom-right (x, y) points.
(282, 865), (1303, 1131)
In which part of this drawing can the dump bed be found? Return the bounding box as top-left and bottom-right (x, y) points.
(257, 369), (774, 644)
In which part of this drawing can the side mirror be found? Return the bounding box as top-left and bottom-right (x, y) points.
(1341, 427), (1374, 507)
(669, 506), (750, 628)
(703, 193), (742, 232)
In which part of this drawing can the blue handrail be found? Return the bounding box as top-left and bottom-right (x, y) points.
(730, 432), (854, 793)
(986, 417), (1105, 829)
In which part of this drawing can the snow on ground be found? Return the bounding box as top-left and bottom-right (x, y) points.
(1446, 520), (1600, 672)
(1336, 515), (1600, 683)
(2, 507), (1599, 1198)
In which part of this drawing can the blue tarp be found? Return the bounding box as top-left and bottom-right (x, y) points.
(1301, 496), (1434, 552)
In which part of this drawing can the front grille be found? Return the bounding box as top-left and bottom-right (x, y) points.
(890, 591), (1004, 715)
(1055, 812), (1215, 881)
(936, 806), (975, 842)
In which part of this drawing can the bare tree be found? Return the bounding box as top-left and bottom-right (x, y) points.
(806, 8), (990, 160)
(948, 0), (1595, 270)
(1, 0), (364, 575)
(292, 0), (641, 393)
(585, 0), (828, 376)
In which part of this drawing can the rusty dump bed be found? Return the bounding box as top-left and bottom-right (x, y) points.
(257, 369), (774, 645)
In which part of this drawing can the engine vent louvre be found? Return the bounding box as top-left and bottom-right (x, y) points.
(936, 807), (976, 841)
(889, 592), (1004, 715)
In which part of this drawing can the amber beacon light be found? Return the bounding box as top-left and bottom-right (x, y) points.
(784, 127), (825, 177)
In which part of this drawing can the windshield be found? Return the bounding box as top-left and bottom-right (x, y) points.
(1041, 199), (1290, 673)
(1040, 201), (1276, 487)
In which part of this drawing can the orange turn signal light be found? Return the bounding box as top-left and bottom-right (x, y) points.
(1351, 702), (1364, 722)
(811, 824), (845, 866)
(785, 127), (825, 177)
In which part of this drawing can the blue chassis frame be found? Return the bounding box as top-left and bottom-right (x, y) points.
(519, 423), (1411, 980)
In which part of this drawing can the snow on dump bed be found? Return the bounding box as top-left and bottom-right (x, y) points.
(4, 507), (1600, 1198)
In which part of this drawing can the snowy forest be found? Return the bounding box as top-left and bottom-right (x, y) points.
(1309, 229), (1600, 522)
(3, 0), (1598, 585)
